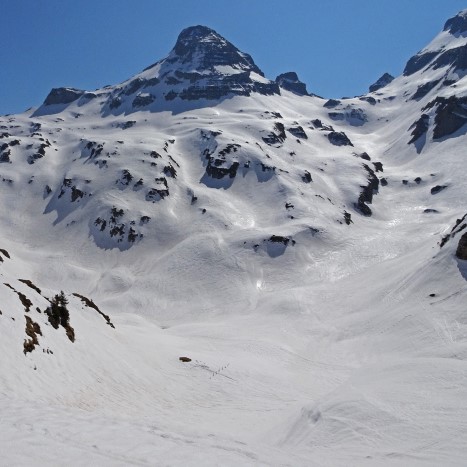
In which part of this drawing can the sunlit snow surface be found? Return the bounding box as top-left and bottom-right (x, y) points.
(1, 21), (467, 466)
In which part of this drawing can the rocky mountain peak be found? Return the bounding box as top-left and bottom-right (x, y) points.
(168, 25), (264, 76)
(369, 72), (394, 93)
(443, 9), (467, 35)
(37, 25), (280, 114)
(275, 72), (308, 95)
(99, 25), (280, 108)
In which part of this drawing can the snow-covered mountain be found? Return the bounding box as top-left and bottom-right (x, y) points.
(1, 11), (467, 466)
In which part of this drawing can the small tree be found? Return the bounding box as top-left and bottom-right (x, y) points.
(46, 291), (70, 329)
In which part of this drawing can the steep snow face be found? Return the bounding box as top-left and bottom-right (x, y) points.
(2, 15), (467, 467)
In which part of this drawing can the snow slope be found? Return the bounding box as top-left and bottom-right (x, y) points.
(1, 11), (467, 467)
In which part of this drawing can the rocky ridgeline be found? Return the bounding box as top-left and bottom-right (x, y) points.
(40, 25), (282, 114)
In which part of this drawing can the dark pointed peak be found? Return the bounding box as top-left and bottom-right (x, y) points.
(275, 72), (308, 95)
(443, 9), (467, 35)
(168, 25), (263, 75)
(103, 25), (279, 110)
(369, 73), (394, 93)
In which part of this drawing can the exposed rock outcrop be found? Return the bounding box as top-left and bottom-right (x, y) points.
(328, 131), (353, 147)
(355, 164), (379, 216)
(408, 114), (430, 144)
(275, 72), (308, 95)
(44, 88), (85, 106)
(439, 213), (467, 251)
(423, 96), (467, 139)
(457, 232), (467, 260)
(369, 72), (394, 92)
(444, 9), (467, 35)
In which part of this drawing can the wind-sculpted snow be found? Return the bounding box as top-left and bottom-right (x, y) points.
(1, 11), (467, 466)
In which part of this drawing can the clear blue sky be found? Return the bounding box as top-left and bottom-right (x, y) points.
(1, 0), (466, 115)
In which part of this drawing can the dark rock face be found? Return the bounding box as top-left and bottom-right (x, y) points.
(204, 143), (241, 180)
(0, 146), (11, 163)
(343, 211), (353, 225)
(328, 131), (353, 147)
(323, 99), (340, 108)
(456, 232), (467, 259)
(287, 126), (307, 139)
(357, 152), (371, 161)
(44, 88), (85, 106)
(403, 51), (438, 76)
(263, 123), (286, 145)
(206, 160), (239, 179)
(94, 207), (143, 247)
(408, 114), (430, 145)
(440, 213), (467, 249)
(302, 170), (312, 183)
(373, 162), (383, 173)
(118, 121), (136, 130)
(171, 26), (261, 72)
(109, 97), (122, 109)
(57, 178), (88, 202)
(431, 185), (448, 195)
(328, 112), (344, 121)
(146, 181), (169, 201)
(311, 119), (323, 129)
(124, 77), (159, 96)
(369, 72), (394, 92)
(411, 79), (441, 100)
(268, 235), (291, 245)
(132, 93), (155, 108)
(275, 72), (308, 95)
(355, 164), (379, 216)
(0, 152), (11, 163)
(431, 44), (467, 72)
(443, 10), (467, 35)
(27, 141), (50, 165)
(423, 96), (467, 139)
(359, 96), (377, 105)
(146, 188), (169, 201)
(142, 25), (279, 101)
(81, 92), (97, 101)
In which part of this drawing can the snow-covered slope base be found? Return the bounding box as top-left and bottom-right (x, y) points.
(1, 14), (467, 467)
